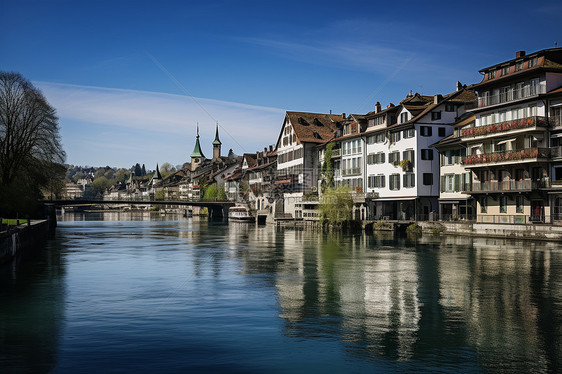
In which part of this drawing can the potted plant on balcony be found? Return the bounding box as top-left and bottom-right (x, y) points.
(400, 159), (412, 172)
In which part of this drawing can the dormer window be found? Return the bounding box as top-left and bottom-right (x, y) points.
(400, 112), (409, 123)
(488, 71), (496, 79)
(515, 62), (524, 71)
(501, 66), (510, 76)
(529, 57), (538, 68)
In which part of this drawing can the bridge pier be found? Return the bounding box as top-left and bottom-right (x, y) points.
(208, 205), (227, 221)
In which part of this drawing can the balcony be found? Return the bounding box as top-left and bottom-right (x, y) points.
(552, 146), (562, 160)
(462, 178), (551, 193)
(460, 116), (547, 138)
(462, 147), (549, 167)
(467, 85), (546, 109)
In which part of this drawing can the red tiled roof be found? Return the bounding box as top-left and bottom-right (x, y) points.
(286, 111), (343, 144)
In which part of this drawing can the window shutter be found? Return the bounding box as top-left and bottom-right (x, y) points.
(440, 176), (445, 192)
(454, 174), (460, 192)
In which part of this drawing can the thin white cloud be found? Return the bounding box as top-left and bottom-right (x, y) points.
(35, 82), (285, 166)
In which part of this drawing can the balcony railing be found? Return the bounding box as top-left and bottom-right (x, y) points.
(462, 147), (549, 166)
(463, 178), (552, 193)
(551, 146), (562, 159)
(461, 116), (547, 138)
(469, 85), (546, 109)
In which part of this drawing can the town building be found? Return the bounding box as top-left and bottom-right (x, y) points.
(275, 111), (344, 219)
(461, 48), (562, 223)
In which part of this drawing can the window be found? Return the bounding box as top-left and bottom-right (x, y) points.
(390, 131), (401, 143)
(367, 152), (385, 165)
(500, 196), (508, 213)
(403, 173), (415, 188)
(529, 57), (538, 68)
(421, 149), (433, 160)
(420, 126), (432, 136)
(388, 151), (400, 165)
(501, 66), (510, 76)
(445, 104), (455, 112)
(389, 174), (400, 190)
(442, 174), (455, 192)
(400, 112), (409, 123)
(431, 111), (441, 120)
(403, 128), (415, 138)
(480, 197), (488, 213)
(516, 196), (524, 213)
(423, 173), (433, 185)
(368, 175), (385, 188)
(402, 149), (415, 164)
(368, 116), (385, 127)
(488, 70), (496, 79)
(515, 62), (524, 71)
(438, 127), (446, 137)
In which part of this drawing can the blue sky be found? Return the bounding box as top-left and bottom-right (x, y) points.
(1, 0), (561, 168)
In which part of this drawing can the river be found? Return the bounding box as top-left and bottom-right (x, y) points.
(1, 212), (561, 373)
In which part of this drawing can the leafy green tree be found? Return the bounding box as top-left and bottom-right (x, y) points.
(0, 71), (66, 215)
(104, 169), (115, 179)
(217, 187), (227, 201)
(155, 190), (165, 201)
(320, 142), (335, 192)
(115, 168), (129, 184)
(72, 171), (86, 183)
(203, 183), (218, 201)
(91, 176), (112, 196)
(160, 162), (175, 178)
(319, 186), (353, 224)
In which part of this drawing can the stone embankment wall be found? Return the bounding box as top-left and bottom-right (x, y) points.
(0, 220), (50, 264)
(418, 221), (562, 241)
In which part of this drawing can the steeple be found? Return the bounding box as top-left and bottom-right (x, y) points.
(190, 124), (205, 170)
(212, 122), (222, 161)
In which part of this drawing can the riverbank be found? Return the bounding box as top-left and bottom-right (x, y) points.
(0, 220), (50, 264)
(274, 218), (562, 241)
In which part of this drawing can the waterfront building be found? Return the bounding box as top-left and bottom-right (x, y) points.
(275, 111), (344, 219)
(362, 88), (476, 220)
(461, 48), (562, 224)
(433, 113), (476, 220)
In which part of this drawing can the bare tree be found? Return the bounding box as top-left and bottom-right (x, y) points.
(0, 72), (66, 214)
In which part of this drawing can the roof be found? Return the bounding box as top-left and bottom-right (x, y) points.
(285, 111), (344, 144)
(190, 127), (206, 158)
(473, 48), (562, 89)
(243, 153), (257, 168)
(213, 124), (222, 146)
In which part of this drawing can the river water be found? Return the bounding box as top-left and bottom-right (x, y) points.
(1, 212), (561, 373)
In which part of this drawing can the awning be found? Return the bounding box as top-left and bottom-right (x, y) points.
(551, 133), (562, 138)
(497, 138), (516, 145)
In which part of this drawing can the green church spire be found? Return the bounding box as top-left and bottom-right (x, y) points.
(190, 124), (205, 159)
(212, 122), (222, 145)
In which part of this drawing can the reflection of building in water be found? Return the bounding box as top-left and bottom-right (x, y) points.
(438, 240), (561, 373)
(361, 251), (420, 360)
(274, 230), (421, 360)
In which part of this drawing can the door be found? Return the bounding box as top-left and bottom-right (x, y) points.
(531, 200), (545, 222)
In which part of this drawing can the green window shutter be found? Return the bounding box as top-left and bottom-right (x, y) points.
(440, 176), (446, 193)
(454, 174), (461, 192)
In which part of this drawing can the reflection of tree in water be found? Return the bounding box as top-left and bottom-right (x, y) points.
(0, 235), (66, 372)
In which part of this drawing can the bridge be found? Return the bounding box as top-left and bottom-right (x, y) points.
(41, 198), (235, 220)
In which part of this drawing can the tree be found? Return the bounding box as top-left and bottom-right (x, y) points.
(203, 183), (218, 201)
(319, 186), (354, 224)
(320, 142), (335, 192)
(217, 187), (227, 201)
(160, 162), (175, 178)
(90, 176), (112, 197)
(0, 72), (66, 215)
(115, 168), (129, 184)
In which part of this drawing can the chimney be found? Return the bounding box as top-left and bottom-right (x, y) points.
(269, 145), (273, 152)
(342, 113), (346, 119)
(375, 102), (381, 113)
(434, 94), (443, 104)
(387, 103), (394, 109)
(516, 50), (526, 58)
(456, 81), (463, 91)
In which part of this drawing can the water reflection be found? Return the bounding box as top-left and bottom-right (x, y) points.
(2, 216), (561, 373)
(230, 226), (561, 372)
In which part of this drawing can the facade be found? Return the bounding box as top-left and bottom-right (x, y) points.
(462, 48), (562, 223)
(360, 89), (476, 220)
(275, 111), (344, 218)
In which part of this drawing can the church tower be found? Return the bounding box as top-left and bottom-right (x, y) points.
(190, 125), (206, 170)
(212, 122), (222, 161)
